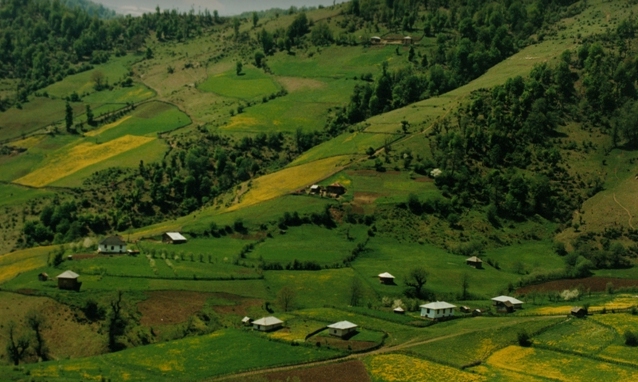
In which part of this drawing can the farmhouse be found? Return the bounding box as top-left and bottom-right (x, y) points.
(98, 236), (127, 254)
(460, 306), (471, 313)
(252, 316), (284, 332)
(378, 272), (395, 284)
(163, 232), (187, 244)
(492, 296), (524, 313)
(327, 321), (358, 338)
(56, 270), (80, 290)
(466, 256), (483, 269)
(420, 301), (456, 320)
(326, 182), (346, 195)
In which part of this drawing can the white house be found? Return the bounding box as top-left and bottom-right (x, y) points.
(327, 321), (358, 338)
(491, 296), (524, 312)
(162, 232), (187, 244)
(252, 316), (283, 332)
(98, 236), (127, 254)
(420, 301), (456, 319)
(378, 272), (395, 284)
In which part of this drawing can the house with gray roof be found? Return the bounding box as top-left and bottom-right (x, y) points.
(420, 301), (456, 319)
(98, 236), (127, 254)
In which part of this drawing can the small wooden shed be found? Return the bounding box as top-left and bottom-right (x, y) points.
(38, 272), (49, 281)
(466, 256), (483, 269)
(492, 296), (523, 313)
(571, 307), (587, 318)
(460, 306), (471, 313)
(327, 321), (358, 338)
(57, 270), (80, 290)
(403, 36), (413, 45)
(163, 232), (187, 244)
(370, 36), (382, 44)
(326, 182), (346, 195)
(378, 272), (395, 284)
(393, 307), (405, 315)
(242, 316), (252, 326)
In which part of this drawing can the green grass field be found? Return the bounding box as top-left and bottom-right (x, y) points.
(0, 98), (86, 141)
(4, 329), (343, 381)
(0, 183), (53, 207)
(198, 67), (280, 100)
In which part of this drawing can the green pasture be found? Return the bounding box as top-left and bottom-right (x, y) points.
(268, 45), (401, 79)
(0, 98), (85, 141)
(81, 83), (155, 105)
(91, 101), (191, 142)
(408, 317), (563, 368)
(43, 54), (142, 99)
(249, 225), (368, 266)
(139, 236), (249, 262)
(219, 78), (355, 134)
(0, 183), (53, 207)
(49, 139), (167, 188)
(291, 132), (395, 166)
(351, 237), (523, 299)
(265, 268), (376, 310)
(481, 241), (564, 277)
(198, 67), (280, 100)
(6, 329), (343, 381)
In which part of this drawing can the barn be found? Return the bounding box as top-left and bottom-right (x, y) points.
(378, 272), (395, 284)
(420, 301), (456, 320)
(57, 270), (80, 290)
(466, 256), (483, 269)
(163, 232), (187, 244)
(492, 296), (524, 313)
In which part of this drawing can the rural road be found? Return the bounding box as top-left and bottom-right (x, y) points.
(208, 315), (563, 381)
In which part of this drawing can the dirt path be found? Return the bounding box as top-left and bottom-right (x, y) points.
(208, 316), (563, 381)
(613, 193), (635, 229)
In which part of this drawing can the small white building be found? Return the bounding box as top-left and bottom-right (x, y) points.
(491, 296), (524, 312)
(162, 232), (187, 244)
(378, 272), (395, 284)
(393, 307), (405, 315)
(241, 316), (252, 325)
(252, 316), (284, 332)
(420, 301), (456, 319)
(327, 321), (358, 338)
(98, 236), (127, 254)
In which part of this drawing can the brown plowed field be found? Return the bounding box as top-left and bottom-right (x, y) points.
(517, 277), (638, 294)
(138, 291), (262, 326)
(238, 360), (371, 382)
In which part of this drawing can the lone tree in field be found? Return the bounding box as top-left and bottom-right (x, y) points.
(85, 104), (94, 126)
(5, 321), (30, 365)
(26, 309), (48, 361)
(106, 291), (129, 352)
(349, 277), (364, 306)
(91, 70), (106, 91)
(460, 273), (470, 300)
(518, 330), (532, 347)
(277, 286), (296, 312)
(405, 266), (428, 297)
(625, 330), (638, 347)
(236, 61), (243, 76)
(64, 101), (73, 132)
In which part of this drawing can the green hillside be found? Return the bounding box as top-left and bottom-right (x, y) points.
(1, 0), (638, 380)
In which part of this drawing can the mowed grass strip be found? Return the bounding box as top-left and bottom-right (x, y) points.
(487, 345), (638, 381)
(365, 354), (485, 382)
(14, 135), (154, 187)
(84, 115), (133, 137)
(227, 155), (351, 211)
(20, 329), (343, 381)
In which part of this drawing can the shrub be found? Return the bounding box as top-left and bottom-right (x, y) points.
(624, 330), (638, 347)
(517, 331), (532, 347)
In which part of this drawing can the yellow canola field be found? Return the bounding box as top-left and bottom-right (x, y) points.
(227, 155), (351, 212)
(367, 354), (485, 382)
(0, 245), (53, 283)
(15, 135), (154, 187)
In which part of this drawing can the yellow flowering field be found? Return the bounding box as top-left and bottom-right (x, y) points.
(227, 155), (351, 211)
(0, 245), (53, 283)
(15, 135), (154, 187)
(535, 318), (615, 354)
(367, 354), (485, 382)
(488, 345), (638, 381)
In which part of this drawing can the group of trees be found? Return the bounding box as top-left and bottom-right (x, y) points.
(5, 310), (48, 365)
(327, 0), (579, 135)
(0, 0), (227, 107)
